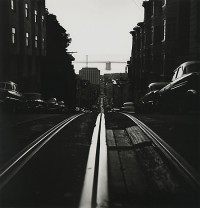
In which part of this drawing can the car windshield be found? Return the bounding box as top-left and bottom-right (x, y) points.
(5, 83), (13, 90)
(185, 63), (200, 73)
(48, 98), (57, 103)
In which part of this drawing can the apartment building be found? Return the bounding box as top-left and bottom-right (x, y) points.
(128, 0), (200, 101)
(79, 67), (100, 85)
(0, 0), (46, 92)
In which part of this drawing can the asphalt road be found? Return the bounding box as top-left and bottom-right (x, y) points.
(133, 112), (200, 173)
(0, 112), (98, 208)
(0, 111), (199, 208)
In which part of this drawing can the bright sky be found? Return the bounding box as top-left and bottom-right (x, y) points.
(46, 0), (144, 74)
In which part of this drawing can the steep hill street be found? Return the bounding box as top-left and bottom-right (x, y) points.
(0, 111), (199, 208)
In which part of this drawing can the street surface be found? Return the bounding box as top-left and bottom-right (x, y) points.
(0, 111), (199, 208)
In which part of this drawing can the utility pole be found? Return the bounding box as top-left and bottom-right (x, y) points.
(106, 62), (111, 70)
(86, 55), (88, 68)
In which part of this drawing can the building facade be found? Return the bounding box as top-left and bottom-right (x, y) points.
(0, 0), (46, 92)
(77, 68), (100, 109)
(79, 67), (100, 85)
(128, 0), (200, 102)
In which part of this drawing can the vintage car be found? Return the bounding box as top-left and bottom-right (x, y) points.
(138, 82), (169, 113)
(158, 61), (200, 113)
(0, 81), (23, 112)
(57, 101), (67, 113)
(23, 93), (47, 113)
(46, 98), (60, 113)
(121, 102), (135, 112)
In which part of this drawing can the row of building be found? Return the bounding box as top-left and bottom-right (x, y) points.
(76, 67), (100, 109)
(75, 0), (200, 109)
(0, 0), (46, 92)
(0, 0), (77, 108)
(127, 0), (200, 102)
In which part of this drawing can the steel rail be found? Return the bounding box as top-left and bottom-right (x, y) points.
(0, 113), (83, 190)
(96, 113), (109, 208)
(122, 113), (200, 188)
(79, 113), (109, 208)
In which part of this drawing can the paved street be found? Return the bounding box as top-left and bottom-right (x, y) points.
(0, 111), (199, 208)
(1, 0), (199, 207)
(0, 112), (97, 208)
(133, 112), (200, 172)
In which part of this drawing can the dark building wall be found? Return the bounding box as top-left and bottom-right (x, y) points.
(129, 0), (199, 102)
(0, 0), (21, 81)
(0, 0), (46, 92)
(162, 0), (179, 79)
(189, 0), (200, 60)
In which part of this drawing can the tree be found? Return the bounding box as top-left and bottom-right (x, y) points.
(41, 11), (76, 109)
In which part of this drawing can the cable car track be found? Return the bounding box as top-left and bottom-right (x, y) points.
(79, 112), (200, 208)
(122, 112), (200, 189)
(0, 112), (199, 208)
(79, 113), (108, 208)
(0, 113), (83, 190)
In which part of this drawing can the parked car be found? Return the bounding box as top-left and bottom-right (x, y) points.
(110, 108), (120, 112)
(158, 61), (200, 113)
(121, 102), (135, 112)
(23, 93), (47, 113)
(0, 81), (23, 112)
(46, 98), (60, 113)
(138, 82), (169, 113)
(57, 101), (67, 113)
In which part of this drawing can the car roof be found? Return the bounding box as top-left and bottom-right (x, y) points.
(148, 82), (169, 87)
(123, 102), (134, 105)
(177, 61), (200, 68)
(173, 61), (200, 73)
(0, 81), (17, 85)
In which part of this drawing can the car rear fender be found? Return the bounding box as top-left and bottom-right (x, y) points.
(187, 89), (198, 96)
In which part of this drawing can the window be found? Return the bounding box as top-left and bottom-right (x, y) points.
(42, 38), (45, 49)
(176, 67), (184, 79)
(167, 18), (176, 40)
(151, 26), (154, 44)
(25, 32), (29, 47)
(162, 53), (165, 75)
(162, 0), (166, 7)
(162, 20), (166, 41)
(42, 15), (44, 25)
(185, 63), (200, 73)
(172, 67), (182, 81)
(151, 1), (154, 17)
(35, 35), (38, 48)
(12, 84), (17, 91)
(11, 27), (16, 44)
(154, 26), (162, 44)
(154, 1), (162, 16)
(25, 3), (29, 18)
(34, 10), (37, 23)
(6, 83), (12, 90)
(11, 0), (14, 10)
